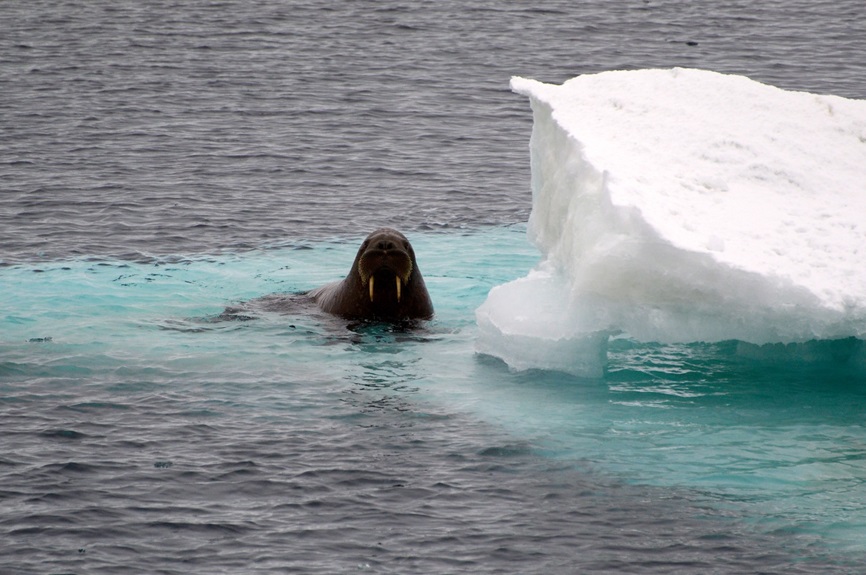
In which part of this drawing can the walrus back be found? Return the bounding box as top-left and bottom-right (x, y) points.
(307, 280), (345, 315)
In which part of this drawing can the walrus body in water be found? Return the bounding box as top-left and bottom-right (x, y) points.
(308, 228), (433, 321)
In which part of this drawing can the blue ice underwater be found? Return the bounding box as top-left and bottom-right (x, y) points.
(3, 225), (865, 555)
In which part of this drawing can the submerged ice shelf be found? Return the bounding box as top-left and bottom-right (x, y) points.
(477, 68), (866, 376)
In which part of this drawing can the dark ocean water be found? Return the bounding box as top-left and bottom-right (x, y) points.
(3, 1), (866, 573)
(4, 0), (866, 262)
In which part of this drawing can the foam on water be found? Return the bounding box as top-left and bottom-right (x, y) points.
(477, 68), (866, 377)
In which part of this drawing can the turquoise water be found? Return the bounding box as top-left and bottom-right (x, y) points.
(4, 226), (865, 566)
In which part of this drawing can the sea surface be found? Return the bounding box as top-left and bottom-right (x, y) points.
(2, 1), (866, 573)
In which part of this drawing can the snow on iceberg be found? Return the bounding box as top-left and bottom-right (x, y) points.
(476, 68), (866, 377)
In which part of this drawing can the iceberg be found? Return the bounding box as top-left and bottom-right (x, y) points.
(476, 68), (866, 377)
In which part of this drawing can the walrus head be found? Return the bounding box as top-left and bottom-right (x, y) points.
(356, 229), (415, 305)
(309, 228), (434, 321)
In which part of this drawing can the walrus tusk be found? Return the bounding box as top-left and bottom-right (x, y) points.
(368, 275), (403, 303)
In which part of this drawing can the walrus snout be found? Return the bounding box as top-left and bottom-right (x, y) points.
(358, 251), (413, 280)
(357, 230), (414, 285)
(358, 247), (413, 304)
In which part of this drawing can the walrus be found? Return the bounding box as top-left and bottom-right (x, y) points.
(308, 227), (433, 321)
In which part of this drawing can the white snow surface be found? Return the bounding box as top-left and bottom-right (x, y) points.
(476, 68), (866, 376)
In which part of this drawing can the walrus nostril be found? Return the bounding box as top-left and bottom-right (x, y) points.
(376, 240), (397, 251)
